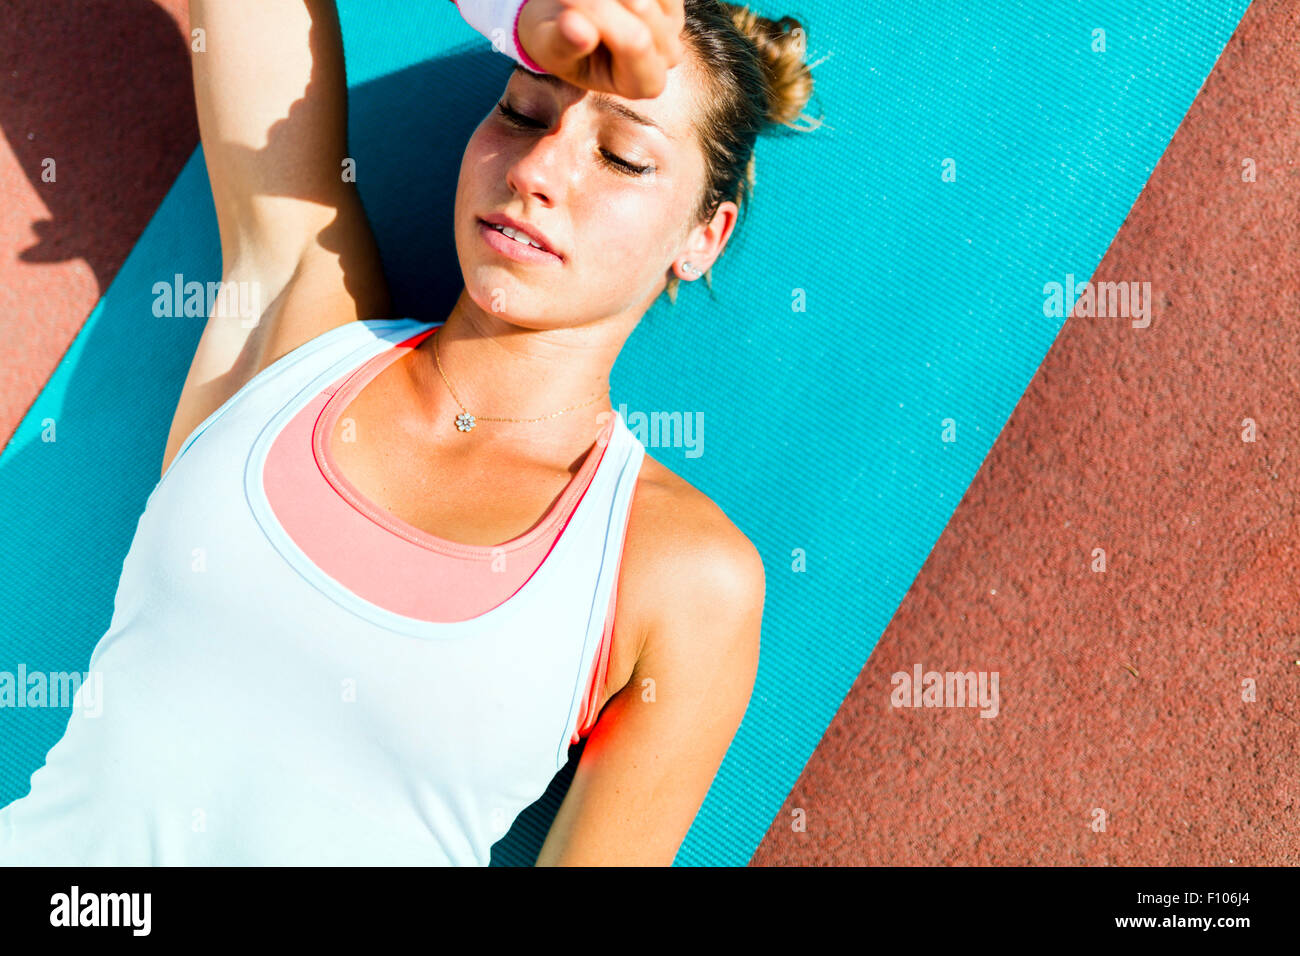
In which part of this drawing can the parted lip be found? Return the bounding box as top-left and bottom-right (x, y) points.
(478, 212), (563, 259)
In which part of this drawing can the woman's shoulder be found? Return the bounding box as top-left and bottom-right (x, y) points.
(615, 452), (767, 661)
(628, 454), (765, 594)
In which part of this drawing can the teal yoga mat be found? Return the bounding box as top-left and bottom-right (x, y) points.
(0, 0), (1251, 864)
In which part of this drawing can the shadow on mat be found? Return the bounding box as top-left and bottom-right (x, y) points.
(0, 0), (198, 294)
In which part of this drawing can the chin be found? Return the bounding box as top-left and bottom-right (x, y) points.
(464, 273), (561, 329)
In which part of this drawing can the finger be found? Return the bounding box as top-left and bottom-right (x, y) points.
(562, 0), (683, 84)
(554, 9), (601, 58)
(581, 0), (668, 98)
(631, 0), (691, 65)
(621, 0), (685, 65)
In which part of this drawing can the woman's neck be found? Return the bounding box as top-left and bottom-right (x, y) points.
(406, 289), (633, 453)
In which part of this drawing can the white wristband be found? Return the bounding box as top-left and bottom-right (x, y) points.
(454, 0), (548, 74)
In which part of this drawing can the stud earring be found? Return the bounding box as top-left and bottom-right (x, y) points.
(680, 261), (702, 279)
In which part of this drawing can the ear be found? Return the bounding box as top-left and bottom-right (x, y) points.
(671, 200), (739, 281)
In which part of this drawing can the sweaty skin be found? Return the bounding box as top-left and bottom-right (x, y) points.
(169, 0), (763, 866)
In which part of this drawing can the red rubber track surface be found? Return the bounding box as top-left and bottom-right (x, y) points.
(0, 0), (196, 447)
(753, 0), (1300, 865)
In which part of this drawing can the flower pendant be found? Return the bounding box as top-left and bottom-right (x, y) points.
(455, 411), (476, 433)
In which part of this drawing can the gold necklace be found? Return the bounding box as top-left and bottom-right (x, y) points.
(432, 330), (610, 433)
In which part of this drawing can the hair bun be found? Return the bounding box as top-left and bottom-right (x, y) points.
(723, 4), (818, 129)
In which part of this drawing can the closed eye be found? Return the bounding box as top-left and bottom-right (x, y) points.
(495, 100), (655, 177)
(496, 100), (544, 130)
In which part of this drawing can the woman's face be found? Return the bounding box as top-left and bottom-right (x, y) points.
(453, 55), (732, 329)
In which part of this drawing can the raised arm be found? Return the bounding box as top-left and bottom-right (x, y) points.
(162, 0), (686, 478)
(162, 0), (388, 476)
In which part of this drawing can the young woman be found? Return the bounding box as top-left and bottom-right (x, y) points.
(0, 0), (816, 866)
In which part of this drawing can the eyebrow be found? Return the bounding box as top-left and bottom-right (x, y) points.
(511, 65), (672, 139)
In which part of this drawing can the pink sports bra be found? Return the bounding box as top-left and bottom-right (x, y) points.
(262, 325), (623, 742)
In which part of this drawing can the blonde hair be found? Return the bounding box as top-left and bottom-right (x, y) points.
(666, 0), (823, 303)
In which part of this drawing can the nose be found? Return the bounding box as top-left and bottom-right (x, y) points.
(504, 125), (573, 208)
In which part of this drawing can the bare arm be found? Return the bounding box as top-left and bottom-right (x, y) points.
(535, 507), (765, 866)
(162, 0), (688, 478)
(162, 0), (389, 477)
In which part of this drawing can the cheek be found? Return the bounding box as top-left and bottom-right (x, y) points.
(577, 183), (683, 274)
(456, 128), (498, 208)
(454, 130), (513, 265)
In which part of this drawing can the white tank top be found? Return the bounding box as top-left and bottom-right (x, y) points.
(0, 318), (646, 865)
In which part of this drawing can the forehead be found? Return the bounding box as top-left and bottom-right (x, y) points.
(508, 60), (704, 142)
